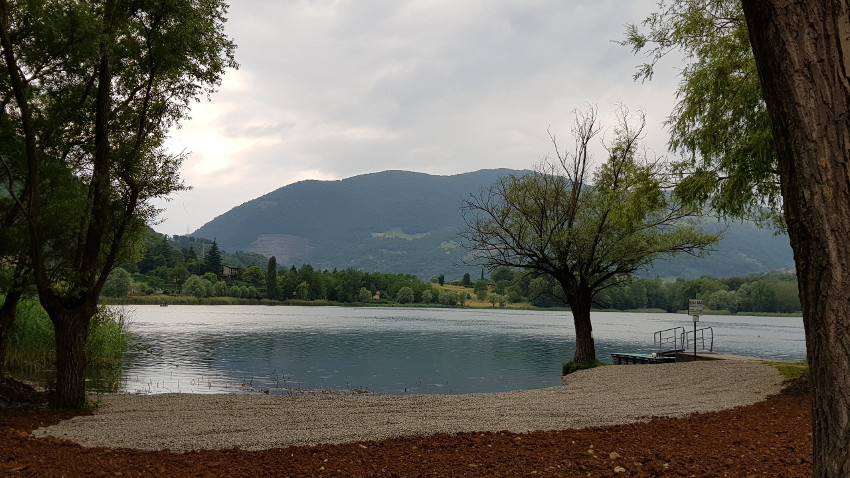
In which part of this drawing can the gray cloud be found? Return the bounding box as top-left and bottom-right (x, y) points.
(156, 0), (680, 235)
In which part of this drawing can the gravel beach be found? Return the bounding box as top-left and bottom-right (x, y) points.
(34, 360), (783, 452)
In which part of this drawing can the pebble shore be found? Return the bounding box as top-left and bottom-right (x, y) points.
(34, 360), (783, 451)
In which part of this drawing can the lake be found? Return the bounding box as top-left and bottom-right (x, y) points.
(118, 305), (805, 396)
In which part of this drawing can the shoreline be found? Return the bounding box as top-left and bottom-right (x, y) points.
(34, 360), (783, 452)
(100, 298), (803, 317)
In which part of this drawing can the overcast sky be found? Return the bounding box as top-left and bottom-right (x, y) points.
(155, 0), (681, 236)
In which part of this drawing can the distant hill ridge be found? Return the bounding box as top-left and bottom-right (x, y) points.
(192, 169), (795, 281)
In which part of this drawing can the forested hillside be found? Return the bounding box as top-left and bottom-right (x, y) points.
(188, 169), (795, 281)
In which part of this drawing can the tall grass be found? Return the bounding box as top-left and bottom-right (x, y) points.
(5, 300), (131, 373)
(6, 300), (55, 372)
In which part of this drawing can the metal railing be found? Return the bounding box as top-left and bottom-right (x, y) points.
(682, 326), (714, 353)
(654, 326), (686, 355)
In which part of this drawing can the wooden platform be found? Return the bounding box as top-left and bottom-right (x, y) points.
(611, 353), (676, 365)
(675, 352), (766, 362)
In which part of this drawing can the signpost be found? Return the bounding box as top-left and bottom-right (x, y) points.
(688, 299), (704, 358)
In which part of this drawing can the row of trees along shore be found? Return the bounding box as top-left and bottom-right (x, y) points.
(1, 0), (849, 474)
(103, 234), (803, 315)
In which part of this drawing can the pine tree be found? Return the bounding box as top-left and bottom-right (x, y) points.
(266, 256), (279, 300)
(205, 240), (222, 276)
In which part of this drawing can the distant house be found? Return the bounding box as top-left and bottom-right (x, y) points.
(220, 265), (240, 280)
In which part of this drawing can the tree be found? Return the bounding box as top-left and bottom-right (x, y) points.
(438, 290), (458, 306)
(462, 106), (717, 362)
(396, 286), (414, 304)
(204, 240), (223, 277)
(461, 273), (471, 286)
(491, 266), (515, 283)
(101, 268), (132, 298)
(242, 265), (264, 289)
(265, 257), (278, 300)
(181, 276), (208, 299)
(0, 0), (236, 407)
(622, 0), (781, 225)
(473, 280), (489, 301)
(740, 1), (850, 474)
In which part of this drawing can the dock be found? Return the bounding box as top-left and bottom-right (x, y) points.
(611, 353), (675, 365)
(612, 325), (716, 365)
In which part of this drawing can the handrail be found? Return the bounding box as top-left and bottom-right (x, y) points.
(681, 326), (714, 353)
(654, 326), (686, 354)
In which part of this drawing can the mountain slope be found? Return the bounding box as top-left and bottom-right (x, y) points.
(192, 169), (794, 280)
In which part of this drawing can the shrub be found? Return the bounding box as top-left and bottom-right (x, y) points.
(562, 359), (603, 376)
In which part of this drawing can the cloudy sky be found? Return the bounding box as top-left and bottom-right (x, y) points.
(156, 0), (682, 236)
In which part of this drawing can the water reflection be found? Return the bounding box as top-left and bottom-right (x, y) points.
(118, 305), (806, 395)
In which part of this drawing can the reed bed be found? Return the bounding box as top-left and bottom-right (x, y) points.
(5, 300), (131, 373)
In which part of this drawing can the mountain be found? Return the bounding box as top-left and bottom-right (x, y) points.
(191, 169), (795, 281)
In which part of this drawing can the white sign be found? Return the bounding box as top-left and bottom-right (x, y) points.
(688, 299), (704, 317)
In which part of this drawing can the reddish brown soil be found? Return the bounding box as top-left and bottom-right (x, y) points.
(0, 378), (812, 477)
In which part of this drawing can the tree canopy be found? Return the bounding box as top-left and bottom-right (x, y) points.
(462, 106), (718, 362)
(0, 0), (237, 407)
(621, 0), (780, 226)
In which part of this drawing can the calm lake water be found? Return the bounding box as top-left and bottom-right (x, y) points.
(118, 305), (805, 396)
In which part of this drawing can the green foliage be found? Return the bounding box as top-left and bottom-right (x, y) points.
(438, 290), (459, 306)
(562, 359), (604, 376)
(181, 275), (209, 298)
(595, 272), (800, 314)
(6, 302), (130, 372)
(266, 257), (278, 300)
(396, 286), (415, 304)
(85, 306), (130, 368)
(463, 105), (718, 314)
(491, 266), (515, 283)
(204, 241), (223, 276)
(5, 301), (54, 372)
(0, 0), (237, 405)
(101, 268), (133, 298)
(622, 0), (780, 225)
(239, 265), (262, 289)
(473, 280), (489, 301)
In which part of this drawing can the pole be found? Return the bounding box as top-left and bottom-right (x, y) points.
(694, 320), (697, 359)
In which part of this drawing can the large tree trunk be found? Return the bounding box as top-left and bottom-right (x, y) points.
(569, 294), (596, 363)
(742, 1), (850, 476)
(45, 302), (95, 409)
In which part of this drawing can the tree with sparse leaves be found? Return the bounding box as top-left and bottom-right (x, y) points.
(462, 106), (717, 363)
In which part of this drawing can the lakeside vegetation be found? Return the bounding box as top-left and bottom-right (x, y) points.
(104, 230), (802, 315)
(4, 300), (130, 380)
